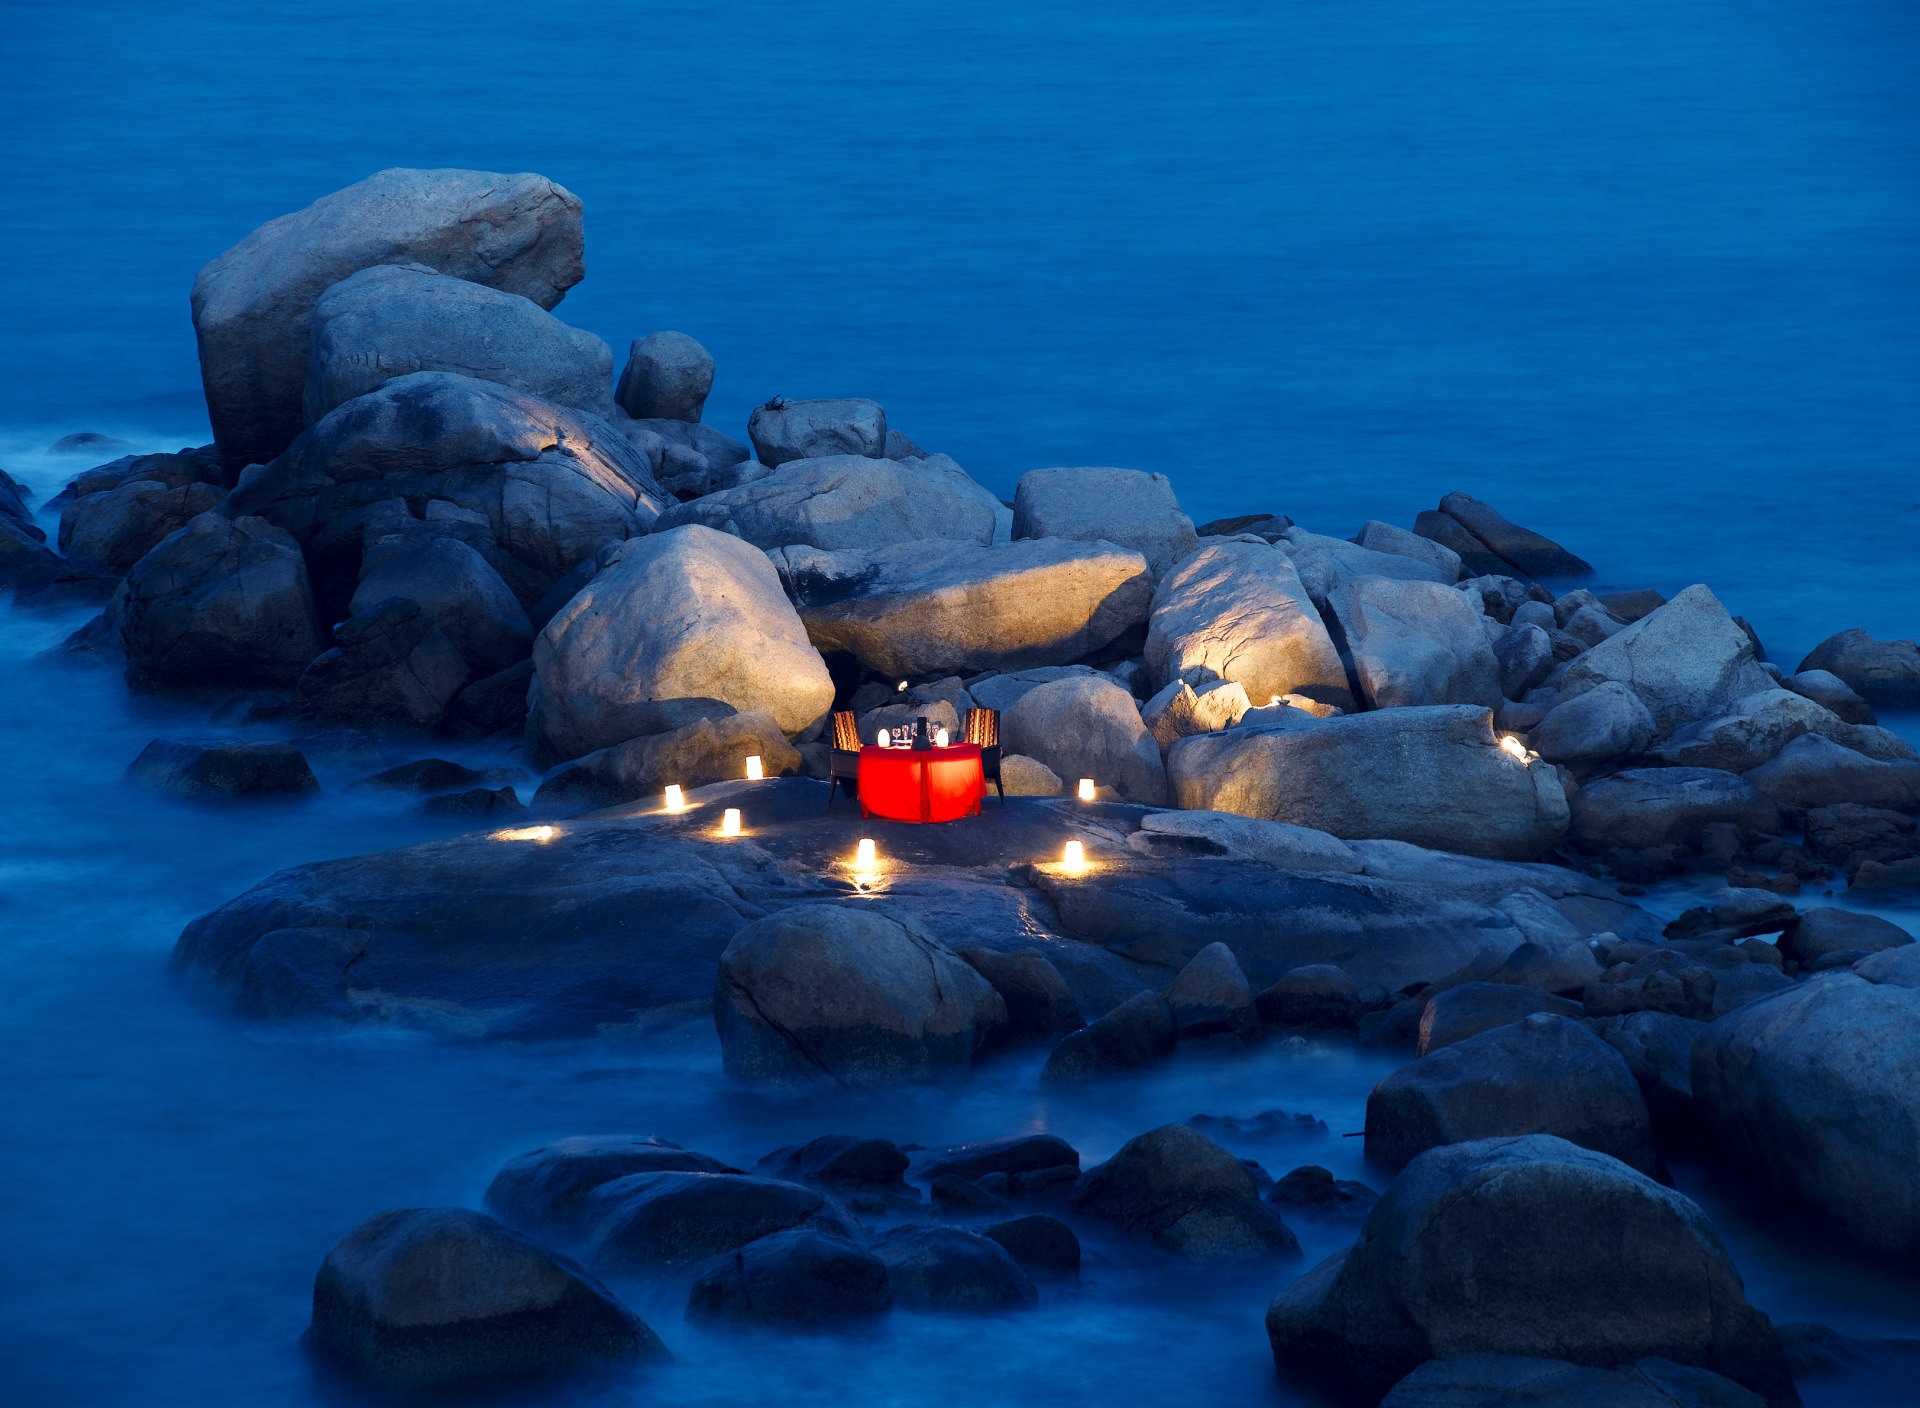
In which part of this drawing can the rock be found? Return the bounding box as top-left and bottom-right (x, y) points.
(614, 331), (712, 423)
(770, 537), (1152, 680)
(870, 1226), (1037, 1312)
(1741, 734), (1920, 810)
(193, 168), (584, 474)
(529, 526), (833, 762)
(1370, 1013), (1654, 1171)
(622, 418), (749, 500)
(1708, 963), (1795, 1016)
(1144, 541), (1351, 706)
(661, 452), (999, 552)
(418, 786), (525, 818)
(1595, 1012), (1708, 1131)
(121, 512), (325, 692)
(1485, 938), (1604, 996)
(350, 756), (519, 795)
(747, 397), (886, 467)
(1168, 705), (1569, 861)
(1141, 678), (1249, 752)
(303, 263), (613, 425)
(1695, 970), (1920, 1259)
(1196, 513), (1292, 540)
(44, 446), (222, 511)
(715, 903), (1007, 1087)
(1495, 621), (1556, 699)
(534, 711), (798, 810)
(1326, 575), (1502, 710)
(1255, 965), (1361, 1030)
(686, 1229), (891, 1328)
(1165, 941), (1256, 1039)
(445, 659), (536, 738)
(1777, 909), (1912, 967)
(1784, 669), (1876, 726)
(583, 1171), (858, 1271)
(1650, 688), (1912, 773)
(485, 1135), (735, 1240)
(1437, 492), (1594, 577)
(965, 665), (1099, 712)
(1135, 810), (1363, 873)
(230, 372), (663, 606)
(999, 754), (1065, 795)
(58, 478), (223, 575)
(1071, 1123), (1300, 1260)
(1554, 586), (1777, 736)
(0, 512), (59, 588)
(1012, 466), (1199, 579)
(1416, 982), (1585, 1055)
(959, 948), (1084, 1039)
(1267, 1166), (1377, 1221)
(920, 1134), (1081, 1184)
(1282, 529), (1459, 600)
(1379, 1355), (1767, 1408)
(292, 597), (471, 730)
(1265, 1135), (1795, 1407)
(310, 1208), (659, 1389)
(1354, 520), (1464, 580)
(1584, 950), (1718, 1022)
(349, 535), (532, 676)
(1855, 946), (1920, 985)
(1570, 768), (1780, 852)
(47, 431), (138, 456)
(1797, 629), (1920, 709)
(1040, 991), (1176, 1083)
(757, 1135), (911, 1192)
(126, 739), (318, 801)
(1003, 675), (1168, 806)
(982, 1215), (1080, 1277)
(1530, 681), (1657, 765)
(1415, 511), (1511, 578)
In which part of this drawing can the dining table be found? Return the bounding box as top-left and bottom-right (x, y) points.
(857, 742), (985, 823)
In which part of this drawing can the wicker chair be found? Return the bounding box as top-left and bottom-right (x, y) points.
(825, 710), (862, 808)
(965, 707), (1005, 804)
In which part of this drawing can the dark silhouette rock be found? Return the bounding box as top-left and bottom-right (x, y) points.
(686, 1229), (891, 1328)
(1072, 1123), (1300, 1261)
(126, 739), (318, 801)
(870, 1225), (1037, 1312)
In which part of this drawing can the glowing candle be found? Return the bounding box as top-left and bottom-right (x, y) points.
(935, 727), (949, 747)
(1499, 736), (1529, 762)
(664, 784), (685, 811)
(856, 838), (877, 870)
(722, 808), (741, 836)
(745, 755), (763, 781)
(1063, 839), (1086, 870)
(1270, 695), (1282, 706)
(877, 728), (891, 748)
(896, 680), (908, 691)
(1077, 778), (1096, 801)
(494, 825), (555, 842)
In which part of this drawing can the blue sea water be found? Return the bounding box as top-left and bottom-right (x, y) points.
(3, 0), (1919, 1404)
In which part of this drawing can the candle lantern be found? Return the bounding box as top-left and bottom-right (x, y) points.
(745, 755), (763, 781)
(877, 728), (891, 747)
(722, 808), (741, 836)
(1499, 736), (1529, 762)
(934, 727), (950, 747)
(1063, 840), (1086, 870)
(1077, 778), (1096, 801)
(664, 784), (685, 811)
(856, 838), (877, 870)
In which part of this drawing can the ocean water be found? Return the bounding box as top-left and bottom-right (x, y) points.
(3, 0), (1919, 1404)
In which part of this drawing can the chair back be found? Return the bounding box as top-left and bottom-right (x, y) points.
(830, 710), (861, 752)
(964, 707), (999, 749)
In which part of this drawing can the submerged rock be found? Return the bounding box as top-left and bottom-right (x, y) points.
(127, 739), (318, 800)
(982, 1215), (1081, 1277)
(309, 1207), (660, 1390)
(583, 1171), (858, 1271)
(1072, 1123), (1300, 1261)
(485, 1136), (735, 1241)
(687, 1229), (891, 1328)
(1797, 629), (1920, 709)
(870, 1225), (1037, 1312)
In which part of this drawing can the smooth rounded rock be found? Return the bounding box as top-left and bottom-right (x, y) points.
(615, 331), (714, 424)
(871, 1225), (1038, 1312)
(686, 1229), (890, 1328)
(485, 1136), (735, 1241)
(584, 1171), (858, 1271)
(1072, 1123), (1300, 1261)
(1012, 466), (1199, 579)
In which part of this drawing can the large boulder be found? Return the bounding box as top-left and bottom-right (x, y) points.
(534, 711), (798, 809)
(303, 263), (612, 425)
(127, 739), (319, 800)
(484, 1136), (735, 1241)
(1167, 706), (1569, 861)
(309, 1207), (660, 1390)
(1776, 908), (1911, 967)
(1529, 681), (1657, 766)
(770, 537), (1152, 679)
(59, 478), (224, 574)
(1144, 541), (1351, 706)
(1569, 768), (1780, 852)
(959, 948), (1085, 1039)
(350, 535), (532, 676)
(1380, 1355), (1767, 1408)
(292, 597), (472, 730)
(1265, 1136), (1795, 1407)
(582, 1171), (858, 1271)
(121, 512), (325, 691)
(1281, 527), (1456, 597)
(1797, 628), (1920, 708)
(1353, 520), (1464, 580)
(1039, 991), (1176, 1082)
(1694, 970), (1920, 1259)
(659, 452), (1002, 552)
(1071, 1123), (1299, 1260)
(226, 372), (665, 598)
(528, 525), (834, 762)
(1141, 678), (1250, 753)
(614, 331), (713, 423)
(1436, 492), (1593, 578)
(870, 1226), (1037, 1312)
(1415, 982), (1583, 1054)
(1325, 575), (1502, 710)
(193, 168), (584, 474)
(1648, 688), (1911, 773)
(1165, 940), (1257, 1038)
(1740, 733), (1920, 810)
(1784, 668), (1876, 725)
(714, 903), (1007, 1086)
(747, 397), (886, 467)
(1003, 675), (1168, 806)
(1367, 1013), (1655, 1172)
(686, 1229), (891, 1327)
(1012, 466), (1198, 578)
(1552, 586), (1776, 735)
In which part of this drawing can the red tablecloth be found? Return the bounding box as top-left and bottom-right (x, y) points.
(859, 743), (984, 823)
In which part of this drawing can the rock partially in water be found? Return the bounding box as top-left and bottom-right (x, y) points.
(1367, 1013), (1655, 1173)
(485, 1136), (736, 1241)
(1570, 768), (1780, 853)
(919, 1134), (1081, 1184)
(1416, 982), (1583, 1055)
(686, 1229), (891, 1329)
(127, 739), (318, 801)
(1265, 1135), (1796, 1407)
(1072, 1123), (1300, 1261)
(870, 1225), (1038, 1312)
(583, 1171), (858, 1272)
(958, 948), (1085, 1040)
(757, 1135), (912, 1194)
(309, 1207), (661, 1390)
(1437, 492), (1593, 578)
(1742, 734), (1920, 810)
(1255, 965), (1361, 1031)
(419, 786), (525, 818)
(1797, 628), (1920, 709)
(982, 1215), (1081, 1278)
(1039, 991), (1175, 1084)
(1594, 1011), (1708, 1135)
(1266, 1166), (1377, 1222)
(59, 478), (223, 575)
(1783, 668), (1876, 725)
(348, 757), (520, 794)
(1165, 940), (1256, 1040)
(1778, 908), (1911, 967)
